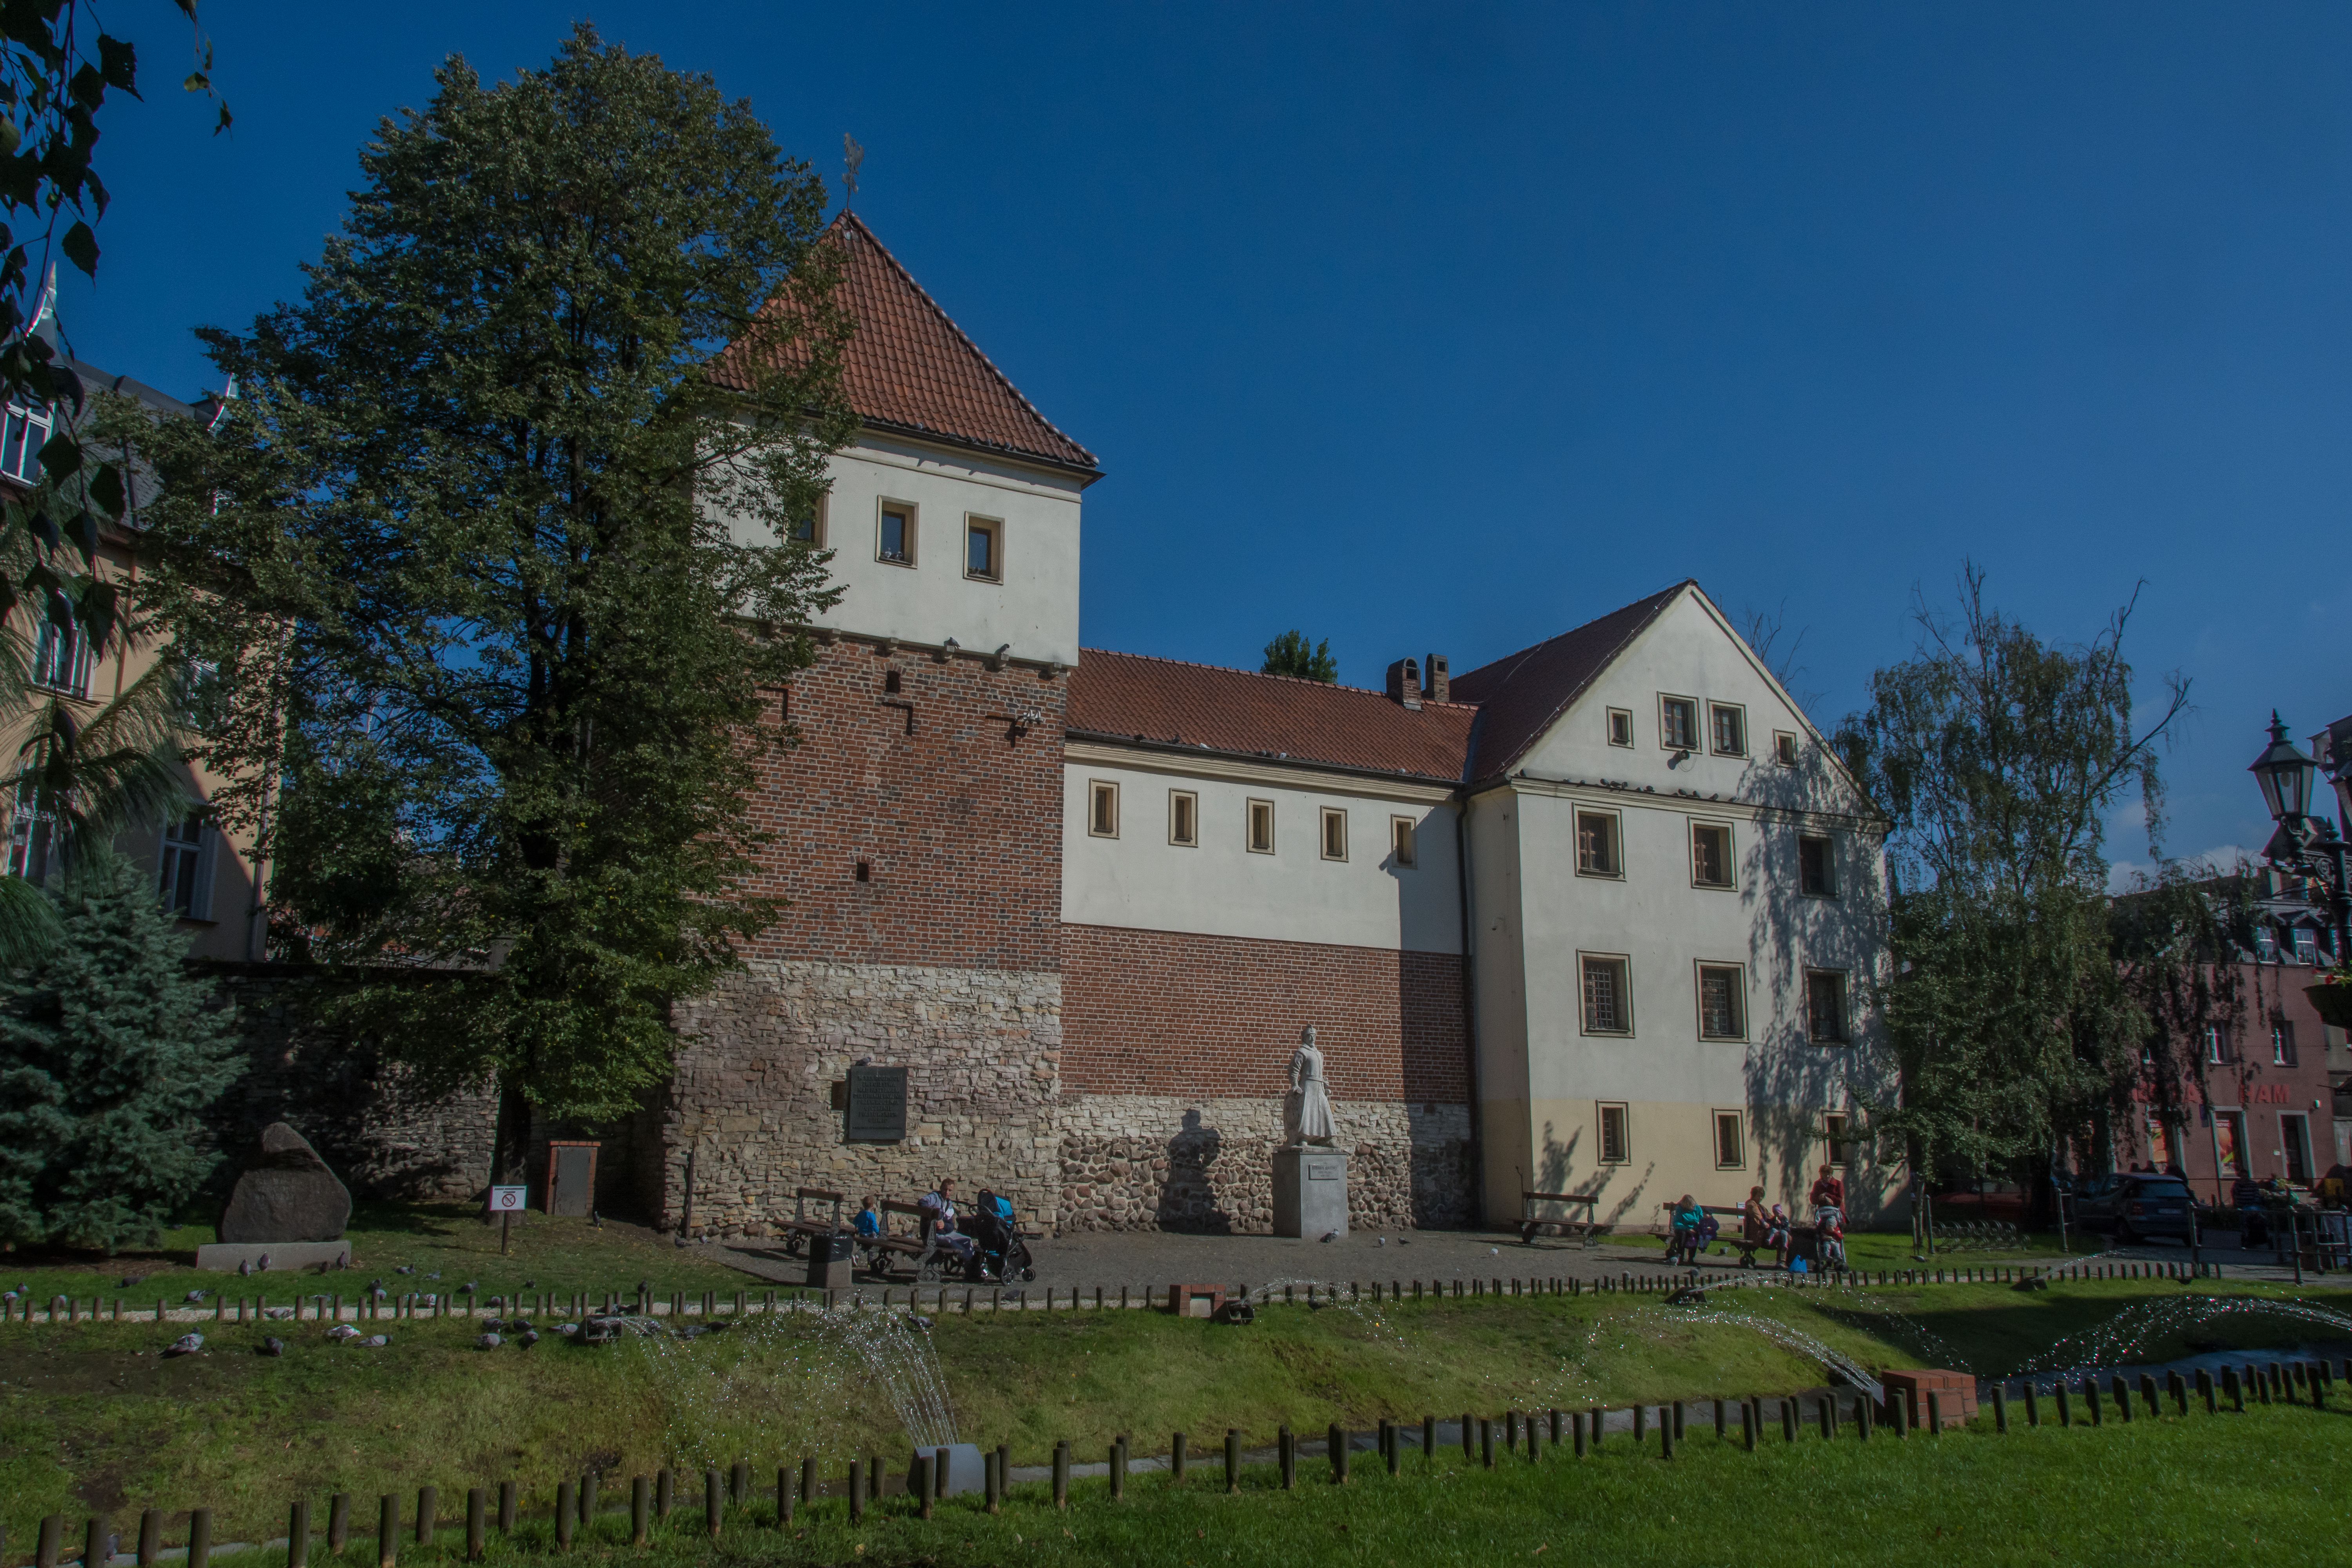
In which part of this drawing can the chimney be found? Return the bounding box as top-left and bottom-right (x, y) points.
(1386, 657), (1423, 711)
(1424, 653), (1449, 704)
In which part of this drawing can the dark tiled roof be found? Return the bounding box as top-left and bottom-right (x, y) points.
(1447, 583), (1690, 783)
(1067, 650), (1477, 783)
(716, 212), (1097, 474)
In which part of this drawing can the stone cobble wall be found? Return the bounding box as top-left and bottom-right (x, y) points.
(659, 957), (1066, 1236)
(1056, 1094), (1475, 1234)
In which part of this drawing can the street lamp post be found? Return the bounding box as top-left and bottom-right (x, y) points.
(2248, 712), (2352, 961)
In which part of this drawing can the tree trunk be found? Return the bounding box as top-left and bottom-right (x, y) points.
(494, 1080), (533, 1190)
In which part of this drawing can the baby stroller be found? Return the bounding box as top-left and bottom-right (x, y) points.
(1813, 1205), (1847, 1272)
(970, 1190), (1037, 1283)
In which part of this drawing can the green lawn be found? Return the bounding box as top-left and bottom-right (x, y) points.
(67, 1394), (2352, 1568)
(7, 1271), (2349, 1553)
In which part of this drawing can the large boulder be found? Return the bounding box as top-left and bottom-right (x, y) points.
(218, 1123), (353, 1243)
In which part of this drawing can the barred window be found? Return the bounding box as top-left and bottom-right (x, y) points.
(1582, 955), (1632, 1035)
(1806, 971), (1848, 1044)
(1697, 964), (1745, 1040)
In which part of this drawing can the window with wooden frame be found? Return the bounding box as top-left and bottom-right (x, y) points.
(1823, 1112), (1851, 1169)
(1659, 694), (1698, 751)
(2205, 1025), (2233, 1065)
(1575, 809), (1621, 878)
(2274, 1019), (2299, 1067)
(1607, 707), (1634, 748)
(1320, 807), (1348, 862)
(1709, 702), (1746, 757)
(1087, 780), (1119, 838)
(1581, 954), (1632, 1036)
(1798, 835), (1837, 898)
(1390, 815), (1417, 867)
(877, 499), (917, 565)
(1775, 731), (1799, 766)
(1598, 1103), (1630, 1164)
(1696, 962), (1746, 1040)
(790, 495), (828, 547)
(1713, 1111), (1746, 1170)
(964, 515), (1003, 582)
(1805, 969), (1849, 1044)
(157, 815), (214, 921)
(1247, 798), (1275, 854)
(1690, 821), (1733, 889)
(1168, 789), (1198, 847)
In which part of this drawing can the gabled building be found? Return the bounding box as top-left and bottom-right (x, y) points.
(652, 213), (1898, 1237)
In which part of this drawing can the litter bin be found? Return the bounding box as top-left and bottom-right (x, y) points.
(806, 1232), (854, 1290)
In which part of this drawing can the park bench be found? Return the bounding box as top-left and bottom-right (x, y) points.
(777, 1187), (846, 1257)
(1518, 1190), (1602, 1246)
(866, 1198), (982, 1283)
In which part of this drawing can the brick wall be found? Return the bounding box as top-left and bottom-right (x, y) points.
(740, 639), (1069, 972)
(1061, 925), (1470, 1103)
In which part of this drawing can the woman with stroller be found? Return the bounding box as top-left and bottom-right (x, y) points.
(1808, 1164), (1847, 1272)
(918, 1176), (980, 1276)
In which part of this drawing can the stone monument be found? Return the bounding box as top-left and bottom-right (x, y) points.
(1272, 1026), (1347, 1239)
(196, 1122), (355, 1272)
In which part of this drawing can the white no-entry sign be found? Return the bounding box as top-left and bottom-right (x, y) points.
(488, 1185), (528, 1214)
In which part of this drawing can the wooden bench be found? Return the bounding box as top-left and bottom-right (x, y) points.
(777, 1187), (846, 1256)
(1684, 1204), (1819, 1269)
(1519, 1191), (1602, 1246)
(858, 1199), (933, 1277)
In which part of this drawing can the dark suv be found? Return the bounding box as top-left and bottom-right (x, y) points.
(2069, 1173), (2196, 1243)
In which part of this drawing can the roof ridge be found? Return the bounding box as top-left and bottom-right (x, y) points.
(1460, 579), (1695, 686)
(833, 212), (1098, 468)
(1079, 646), (1477, 706)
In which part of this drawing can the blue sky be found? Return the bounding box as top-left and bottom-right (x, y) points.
(54, 2), (2352, 872)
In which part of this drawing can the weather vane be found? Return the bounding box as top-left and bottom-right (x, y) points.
(844, 133), (864, 207)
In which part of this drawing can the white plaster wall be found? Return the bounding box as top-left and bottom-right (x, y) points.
(715, 432), (1087, 667)
(1058, 755), (1462, 953)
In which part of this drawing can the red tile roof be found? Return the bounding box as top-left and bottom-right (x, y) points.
(1067, 650), (1477, 783)
(716, 212), (1098, 474)
(1447, 583), (1690, 783)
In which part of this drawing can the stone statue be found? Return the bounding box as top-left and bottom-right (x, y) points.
(1283, 1026), (1336, 1147)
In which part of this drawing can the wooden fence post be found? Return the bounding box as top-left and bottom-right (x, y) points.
(464, 1491), (484, 1562)
(1172, 1431), (1187, 1483)
(771, 1468), (789, 1531)
(631, 1478), (649, 1546)
(704, 1469), (722, 1539)
(289, 1500), (310, 1568)
(1329, 1424), (1347, 1484)
(1053, 1442), (1070, 1509)
(188, 1513), (211, 1568)
(139, 1510), (163, 1566)
(848, 1461), (863, 1526)
(326, 1497), (349, 1555)
(552, 1485), (572, 1553)
(376, 1496), (397, 1568)
(1226, 1430), (1241, 1494)
(1992, 1385), (2008, 1433)
(497, 1484), (515, 1535)
(417, 1485), (437, 1546)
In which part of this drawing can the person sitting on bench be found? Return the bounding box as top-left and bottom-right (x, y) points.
(1668, 1194), (1706, 1266)
(918, 1177), (979, 1268)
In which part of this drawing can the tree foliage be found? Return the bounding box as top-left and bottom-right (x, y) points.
(1261, 629), (1337, 683)
(131, 27), (854, 1171)
(0, 849), (240, 1250)
(1837, 565), (2189, 1180)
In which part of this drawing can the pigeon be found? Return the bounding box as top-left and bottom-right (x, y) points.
(396, 1265), (416, 1276)
(1377, 1238), (1387, 1247)
(372, 1288), (388, 1299)
(426, 1272), (441, 1281)
(327, 1325), (359, 1341)
(677, 1325), (706, 1341)
(909, 1316), (934, 1332)
(461, 1280), (477, 1294)
(118, 1276), (137, 1289)
(239, 1258), (253, 1277)
(185, 1289), (208, 1303)
(555, 1322), (581, 1336)
(1321, 1230), (1338, 1242)
(164, 1332), (204, 1357)
(476, 1332), (503, 1350)
(1489, 1247), (1500, 1256)
(264, 1307), (295, 1321)
(521, 1280), (536, 1290)
(360, 1334), (389, 1348)
(517, 1329), (540, 1348)
(257, 1254), (272, 1272)
(636, 1279), (650, 1295)
(260, 1336), (286, 1356)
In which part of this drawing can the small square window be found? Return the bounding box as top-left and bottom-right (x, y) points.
(1690, 822), (1733, 889)
(1581, 954), (1632, 1035)
(1823, 1112), (1851, 1168)
(1391, 815), (1417, 867)
(1321, 807), (1348, 862)
(1660, 695), (1697, 751)
(1247, 799), (1275, 854)
(1575, 810), (1620, 878)
(878, 501), (916, 565)
(965, 516), (1002, 582)
(1709, 703), (1746, 757)
(1806, 970), (1848, 1044)
(1696, 963), (1746, 1040)
(1714, 1111), (1746, 1170)
(1607, 708), (1634, 748)
(1775, 731), (1799, 766)
(1087, 780), (1120, 838)
(1169, 790), (1198, 847)
(1598, 1103), (1630, 1164)
(1798, 835), (1836, 898)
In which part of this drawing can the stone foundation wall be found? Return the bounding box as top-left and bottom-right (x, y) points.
(1055, 1094), (1474, 1234)
(659, 957), (1065, 1238)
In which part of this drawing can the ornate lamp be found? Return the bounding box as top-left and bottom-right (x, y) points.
(2250, 712), (2316, 825)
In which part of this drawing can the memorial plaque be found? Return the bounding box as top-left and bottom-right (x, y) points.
(1308, 1160), (1341, 1181)
(845, 1065), (908, 1142)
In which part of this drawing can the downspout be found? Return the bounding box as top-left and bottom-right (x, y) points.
(1454, 795), (1482, 1227)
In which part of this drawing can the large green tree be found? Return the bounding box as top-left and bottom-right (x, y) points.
(132, 26), (854, 1180)
(1837, 566), (2189, 1202)
(0, 849), (240, 1250)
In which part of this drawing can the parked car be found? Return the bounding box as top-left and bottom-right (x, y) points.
(2068, 1173), (2196, 1243)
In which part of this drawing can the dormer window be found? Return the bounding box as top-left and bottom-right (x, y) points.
(2, 401), (51, 485)
(878, 501), (916, 566)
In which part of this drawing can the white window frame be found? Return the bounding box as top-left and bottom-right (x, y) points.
(1708, 702), (1747, 757)
(1689, 819), (1735, 890)
(31, 595), (89, 696)
(1580, 952), (1633, 1037)
(1087, 779), (1119, 839)
(1713, 1110), (1746, 1170)
(1246, 798), (1275, 855)
(1320, 806), (1348, 862)
(1774, 731), (1799, 766)
(1606, 707), (1634, 748)
(1, 400), (52, 485)
(1695, 961), (1747, 1042)
(876, 497), (918, 567)
(964, 513), (1004, 583)
(157, 813), (217, 921)
(1168, 789), (1198, 848)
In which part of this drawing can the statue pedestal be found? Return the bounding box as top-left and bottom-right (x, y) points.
(1273, 1146), (1348, 1240)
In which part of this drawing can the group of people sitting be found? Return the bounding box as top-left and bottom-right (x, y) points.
(850, 1176), (984, 1265)
(1664, 1165), (1847, 1270)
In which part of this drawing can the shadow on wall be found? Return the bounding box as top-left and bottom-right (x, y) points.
(1156, 1109), (1231, 1232)
(1537, 1118), (1654, 1234)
